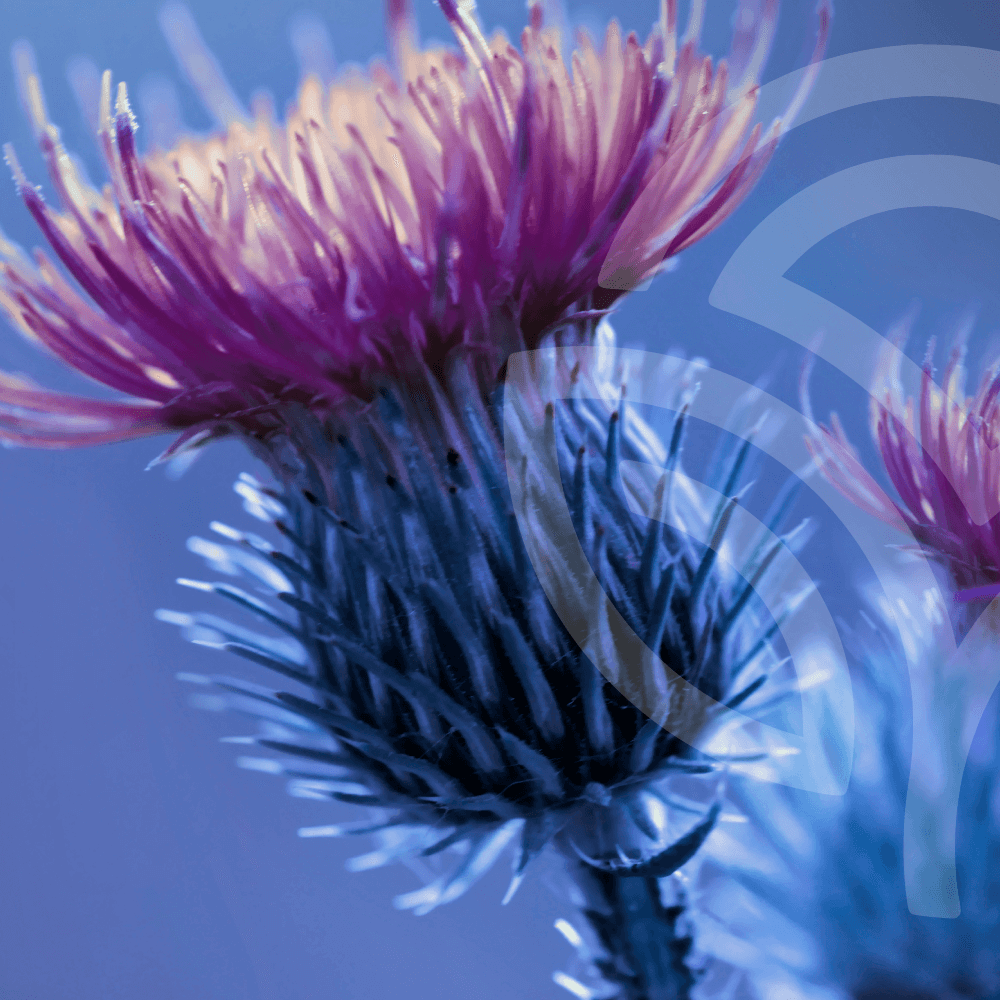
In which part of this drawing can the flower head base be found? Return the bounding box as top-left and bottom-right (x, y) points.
(804, 321), (1000, 604)
(0, 0), (826, 453)
(165, 323), (808, 915)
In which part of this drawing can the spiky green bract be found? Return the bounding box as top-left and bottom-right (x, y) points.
(163, 322), (806, 996)
(694, 588), (1000, 1000)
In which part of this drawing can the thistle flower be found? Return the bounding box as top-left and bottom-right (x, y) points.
(1, 3), (829, 996)
(804, 321), (1000, 609)
(694, 587), (1000, 1000)
(161, 319), (814, 1000)
(0, 0), (825, 454)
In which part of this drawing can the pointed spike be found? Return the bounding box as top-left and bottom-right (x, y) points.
(689, 494), (740, 606)
(221, 642), (315, 686)
(666, 405), (688, 470)
(506, 814), (569, 905)
(498, 728), (564, 799)
(719, 433), (756, 503)
(639, 474), (668, 600)
(501, 869), (528, 906)
(630, 715), (667, 775)
(644, 562), (676, 653)
(421, 827), (470, 857)
(572, 444), (589, 541)
(581, 659), (614, 757)
(724, 673), (768, 710)
(495, 617), (565, 743)
(604, 410), (620, 487)
(618, 801), (722, 878)
(720, 543), (782, 633)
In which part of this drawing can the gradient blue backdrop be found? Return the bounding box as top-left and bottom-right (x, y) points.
(1, 1), (998, 997)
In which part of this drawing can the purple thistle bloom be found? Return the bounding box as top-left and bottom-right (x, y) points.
(0, 4), (831, 997)
(804, 320), (1000, 606)
(0, 0), (825, 456)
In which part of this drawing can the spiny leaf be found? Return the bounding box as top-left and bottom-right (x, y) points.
(494, 615), (565, 743)
(618, 802), (722, 878)
(498, 728), (565, 799)
(503, 810), (571, 905)
(725, 673), (768, 710)
(220, 642), (317, 687)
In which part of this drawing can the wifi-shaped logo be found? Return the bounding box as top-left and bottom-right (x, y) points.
(504, 44), (1000, 920)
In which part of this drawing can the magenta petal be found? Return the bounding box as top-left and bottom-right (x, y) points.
(955, 583), (1000, 603)
(1, 1), (807, 451)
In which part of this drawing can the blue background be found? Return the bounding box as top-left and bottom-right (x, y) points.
(1, 1), (998, 997)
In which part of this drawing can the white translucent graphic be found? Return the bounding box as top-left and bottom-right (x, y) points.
(504, 43), (1000, 918)
(503, 345), (854, 798)
(710, 44), (1000, 918)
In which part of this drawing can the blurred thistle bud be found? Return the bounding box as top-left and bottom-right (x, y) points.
(695, 582), (1000, 1000)
(804, 314), (1000, 632)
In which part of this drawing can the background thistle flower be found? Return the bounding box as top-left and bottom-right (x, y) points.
(804, 316), (1000, 614)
